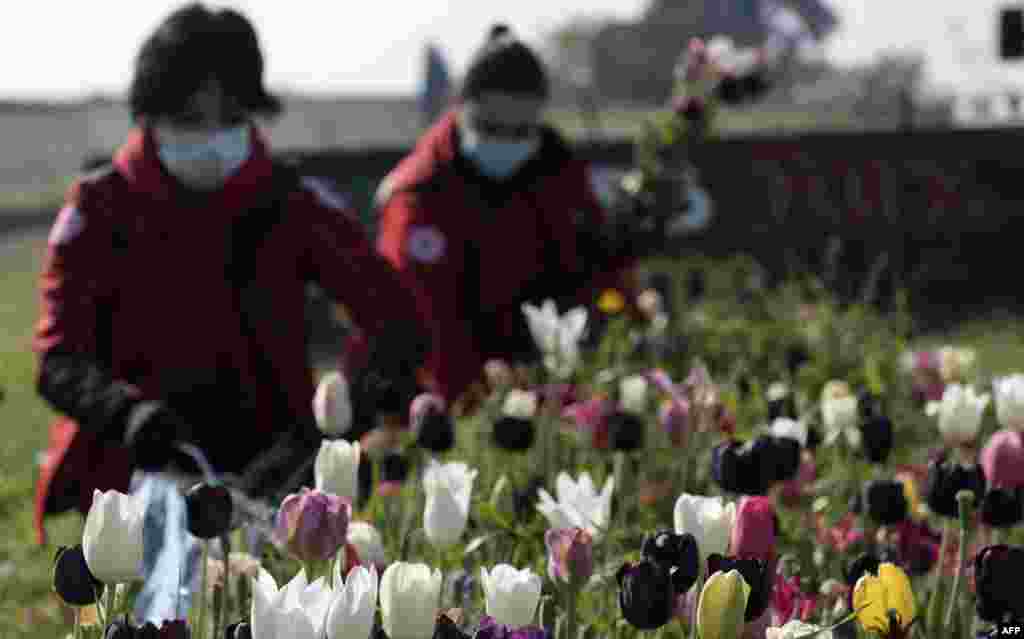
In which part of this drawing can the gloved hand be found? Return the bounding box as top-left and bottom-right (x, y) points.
(347, 319), (430, 427)
(238, 428), (320, 502)
(122, 400), (194, 472)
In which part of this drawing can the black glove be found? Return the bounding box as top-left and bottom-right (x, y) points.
(122, 400), (194, 472)
(238, 427), (320, 502)
(347, 320), (430, 426)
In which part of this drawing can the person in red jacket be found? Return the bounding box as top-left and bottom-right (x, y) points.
(34, 3), (427, 544)
(374, 24), (648, 405)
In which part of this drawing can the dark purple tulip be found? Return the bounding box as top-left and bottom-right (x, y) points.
(640, 531), (700, 593)
(617, 560), (675, 630)
(185, 482), (233, 540)
(492, 416), (536, 452)
(925, 454), (987, 519)
(53, 544), (103, 606)
(974, 545), (1024, 623)
(864, 480), (909, 525)
(980, 488), (1024, 528)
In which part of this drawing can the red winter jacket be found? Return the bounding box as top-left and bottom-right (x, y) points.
(374, 109), (636, 402)
(33, 126), (420, 543)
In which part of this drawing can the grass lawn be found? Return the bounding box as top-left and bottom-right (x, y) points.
(0, 223), (1022, 637)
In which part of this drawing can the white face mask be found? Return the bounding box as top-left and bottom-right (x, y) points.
(459, 122), (539, 180)
(155, 125), (252, 190)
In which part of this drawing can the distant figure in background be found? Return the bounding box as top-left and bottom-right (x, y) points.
(33, 2), (427, 547)
(372, 24), (664, 406)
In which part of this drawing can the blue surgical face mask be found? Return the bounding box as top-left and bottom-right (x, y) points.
(459, 123), (540, 180)
(156, 124), (252, 190)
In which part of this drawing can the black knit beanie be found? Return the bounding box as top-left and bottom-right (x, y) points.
(461, 24), (549, 100)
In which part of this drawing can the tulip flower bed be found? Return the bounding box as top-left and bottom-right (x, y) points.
(43, 255), (1024, 639)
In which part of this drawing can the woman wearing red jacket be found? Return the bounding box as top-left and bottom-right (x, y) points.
(375, 25), (642, 404)
(34, 3), (427, 544)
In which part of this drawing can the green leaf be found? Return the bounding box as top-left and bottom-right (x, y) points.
(464, 534), (494, 556)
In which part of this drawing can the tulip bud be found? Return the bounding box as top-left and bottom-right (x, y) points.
(863, 480), (909, 526)
(480, 564), (543, 628)
(411, 394), (455, 453)
(380, 562), (443, 639)
(674, 494), (736, 562)
(974, 545), (1024, 624)
(273, 487), (351, 562)
(926, 383), (990, 448)
(184, 482), (233, 540)
(618, 560), (676, 630)
(859, 415), (894, 464)
(545, 527), (594, 585)
(53, 544), (103, 606)
(697, 569), (751, 639)
(706, 555), (773, 622)
(314, 370), (354, 436)
(485, 359), (515, 389)
(730, 497), (776, 563)
(768, 418), (807, 449)
(711, 439), (776, 495)
(347, 521), (388, 572)
(925, 454), (987, 519)
(641, 531), (700, 593)
(82, 490), (144, 584)
(606, 411), (646, 451)
(981, 430), (1024, 489)
(315, 440), (362, 501)
(660, 399), (691, 447)
(980, 488), (1024, 528)
(423, 460), (478, 548)
(494, 390), (538, 452)
(994, 375), (1024, 431)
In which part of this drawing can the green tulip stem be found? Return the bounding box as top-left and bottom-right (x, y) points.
(212, 584), (224, 639)
(690, 565), (705, 639)
(104, 583), (115, 626)
(930, 519), (951, 601)
(566, 581), (579, 639)
(73, 607), (81, 639)
(944, 491), (976, 628)
(196, 540), (210, 639)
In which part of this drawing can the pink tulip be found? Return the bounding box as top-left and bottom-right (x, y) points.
(544, 527), (594, 585)
(981, 429), (1024, 488)
(273, 487), (351, 563)
(730, 496), (777, 563)
(563, 397), (614, 450)
(771, 573), (817, 626)
(410, 393), (446, 429)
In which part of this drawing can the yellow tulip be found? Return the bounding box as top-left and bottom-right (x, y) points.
(895, 472), (925, 519)
(698, 570), (751, 639)
(597, 289), (626, 315)
(853, 563), (916, 636)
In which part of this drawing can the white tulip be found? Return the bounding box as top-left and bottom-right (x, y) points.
(522, 300), (587, 379)
(314, 371), (353, 436)
(315, 440), (361, 501)
(769, 418), (808, 448)
(326, 565), (378, 639)
(345, 521), (387, 571)
(766, 620), (833, 639)
(926, 383), (990, 446)
(674, 493), (736, 561)
(503, 389), (538, 420)
(251, 568), (333, 639)
(766, 382), (790, 402)
(620, 375), (649, 415)
(993, 374), (1024, 431)
(480, 564), (543, 628)
(380, 562), (443, 639)
(821, 393), (860, 449)
(82, 489), (144, 584)
(423, 459), (478, 548)
(536, 471), (614, 539)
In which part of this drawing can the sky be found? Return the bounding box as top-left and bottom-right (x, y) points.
(3, 0), (1024, 100)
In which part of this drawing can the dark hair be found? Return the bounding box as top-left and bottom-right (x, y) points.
(130, 3), (281, 120)
(461, 23), (549, 100)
